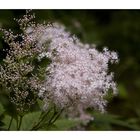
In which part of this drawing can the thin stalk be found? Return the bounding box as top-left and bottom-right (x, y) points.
(46, 111), (57, 126)
(17, 116), (23, 130)
(32, 110), (57, 130)
(16, 117), (19, 130)
(31, 108), (63, 130)
(50, 109), (64, 125)
(47, 109), (64, 127)
(31, 109), (51, 130)
(8, 116), (13, 130)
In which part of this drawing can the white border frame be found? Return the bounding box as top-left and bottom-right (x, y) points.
(1, 131), (140, 140)
(0, 0), (140, 9)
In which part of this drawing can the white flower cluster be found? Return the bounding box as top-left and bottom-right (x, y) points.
(26, 22), (118, 120)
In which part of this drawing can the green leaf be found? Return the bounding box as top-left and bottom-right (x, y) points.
(20, 111), (41, 130)
(0, 115), (5, 129)
(0, 92), (18, 119)
(50, 118), (82, 130)
(37, 99), (44, 110)
(90, 112), (139, 130)
(118, 84), (128, 99)
(0, 103), (4, 115)
(2, 115), (17, 130)
(0, 103), (5, 129)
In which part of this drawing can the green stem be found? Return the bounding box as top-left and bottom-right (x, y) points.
(31, 109), (51, 130)
(16, 117), (19, 130)
(8, 116), (13, 130)
(51, 109), (64, 125)
(31, 108), (63, 130)
(47, 109), (64, 127)
(32, 109), (58, 130)
(17, 116), (23, 130)
(46, 111), (57, 126)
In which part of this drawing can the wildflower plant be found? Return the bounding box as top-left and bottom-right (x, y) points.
(0, 10), (118, 130)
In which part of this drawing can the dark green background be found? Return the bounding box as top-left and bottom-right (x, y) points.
(0, 10), (140, 130)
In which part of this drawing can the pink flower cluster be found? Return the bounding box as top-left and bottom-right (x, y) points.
(28, 21), (119, 120)
(0, 11), (118, 121)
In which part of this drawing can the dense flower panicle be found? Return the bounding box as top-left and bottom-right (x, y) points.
(0, 11), (118, 121)
(27, 20), (119, 120)
(0, 12), (44, 113)
(0, 35), (42, 113)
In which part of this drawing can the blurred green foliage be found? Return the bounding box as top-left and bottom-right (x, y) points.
(0, 10), (140, 130)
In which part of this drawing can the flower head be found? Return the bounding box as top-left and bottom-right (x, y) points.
(27, 18), (119, 121)
(0, 10), (119, 121)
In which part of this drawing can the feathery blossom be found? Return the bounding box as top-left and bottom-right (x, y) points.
(25, 17), (119, 121)
(0, 11), (118, 122)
